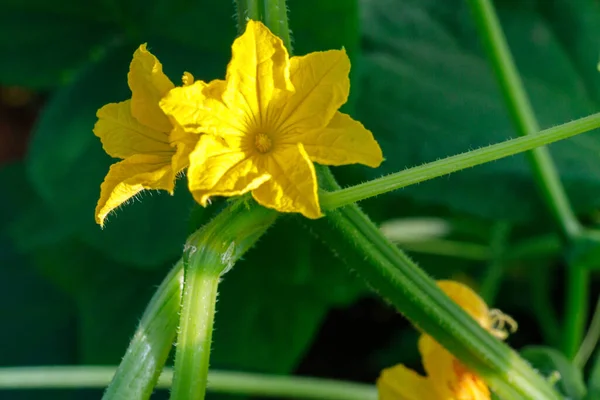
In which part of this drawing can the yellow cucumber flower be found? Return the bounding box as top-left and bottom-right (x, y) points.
(160, 20), (383, 218)
(93, 44), (198, 226)
(377, 280), (517, 400)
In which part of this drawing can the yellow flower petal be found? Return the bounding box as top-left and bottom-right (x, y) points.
(419, 333), (491, 400)
(187, 135), (270, 206)
(437, 280), (491, 330)
(377, 364), (437, 400)
(160, 80), (247, 137)
(95, 154), (175, 226)
(222, 20), (293, 127)
(170, 125), (200, 172)
(276, 49), (350, 136)
(94, 100), (172, 159)
(252, 143), (321, 218)
(128, 44), (174, 132)
(288, 112), (383, 168)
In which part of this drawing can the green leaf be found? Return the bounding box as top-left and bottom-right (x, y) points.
(25, 41), (226, 269)
(356, 0), (600, 222)
(0, 10), (118, 88)
(211, 218), (367, 373)
(0, 236), (82, 400)
(521, 346), (587, 399)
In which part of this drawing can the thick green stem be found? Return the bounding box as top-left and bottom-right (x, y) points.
(319, 112), (600, 210)
(103, 261), (183, 399)
(171, 273), (219, 399)
(313, 167), (560, 400)
(465, 0), (581, 241)
(264, 0), (291, 51)
(170, 200), (278, 400)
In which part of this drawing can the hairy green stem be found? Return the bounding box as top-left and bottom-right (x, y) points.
(466, 0), (589, 359)
(0, 367), (376, 400)
(263, 0), (292, 51)
(313, 167), (560, 400)
(319, 112), (600, 210)
(170, 200), (278, 400)
(103, 261), (183, 399)
(465, 0), (581, 241)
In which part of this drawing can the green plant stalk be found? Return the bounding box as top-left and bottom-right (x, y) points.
(243, 0), (560, 397)
(466, 0), (588, 359)
(311, 166), (561, 400)
(0, 367), (377, 400)
(103, 260), (184, 399)
(319, 112), (600, 210)
(170, 200), (278, 400)
(263, 0), (292, 51)
(234, 0), (262, 27)
(563, 264), (590, 360)
(465, 0), (580, 241)
(575, 296), (600, 369)
(480, 223), (510, 305)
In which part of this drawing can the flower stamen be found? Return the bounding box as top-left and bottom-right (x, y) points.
(254, 132), (273, 153)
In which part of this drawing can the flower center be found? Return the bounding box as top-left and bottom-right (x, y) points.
(254, 132), (273, 153)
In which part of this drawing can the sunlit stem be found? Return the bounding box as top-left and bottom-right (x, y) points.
(170, 200), (278, 400)
(103, 261), (183, 399)
(320, 112), (600, 211)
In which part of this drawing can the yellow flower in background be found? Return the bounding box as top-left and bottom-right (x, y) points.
(93, 45), (198, 226)
(377, 280), (517, 400)
(160, 20), (383, 218)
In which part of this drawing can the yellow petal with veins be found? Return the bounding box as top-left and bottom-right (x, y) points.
(222, 20), (293, 127)
(187, 135), (270, 206)
(252, 143), (321, 219)
(289, 112), (383, 168)
(275, 49), (350, 136)
(128, 44), (174, 132)
(160, 80), (247, 137)
(94, 100), (172, 159)
(95, 154), (174, 226)
(377, 364), (437, 400)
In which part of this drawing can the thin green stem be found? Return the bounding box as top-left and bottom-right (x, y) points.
(530, 264), (561, 347)
(314, 166), (560, 400)
(320, 112), (600, 210)
(170, 200), (278, 400)
(480, 223), (510, 305)
(0, 367), (376, 400)
(103, 260), (183, 399)
(574, 296), (600, 369)
(563, 265), (590, 359)
(466, 0), (581, 241)
(394, 238), (491, 261)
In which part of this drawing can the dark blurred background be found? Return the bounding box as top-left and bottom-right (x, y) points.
(1, 0), (600, 398)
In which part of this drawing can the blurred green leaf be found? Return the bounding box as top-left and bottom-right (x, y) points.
(211, 218), (367, 373)
(357, 0), (600, 222)
(587, 346), (600, 400)
(0, 236), (81, 399)
(521, 345), (587, 399)
(25, 41), (226, 269)
(0, 10), (119, 88)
